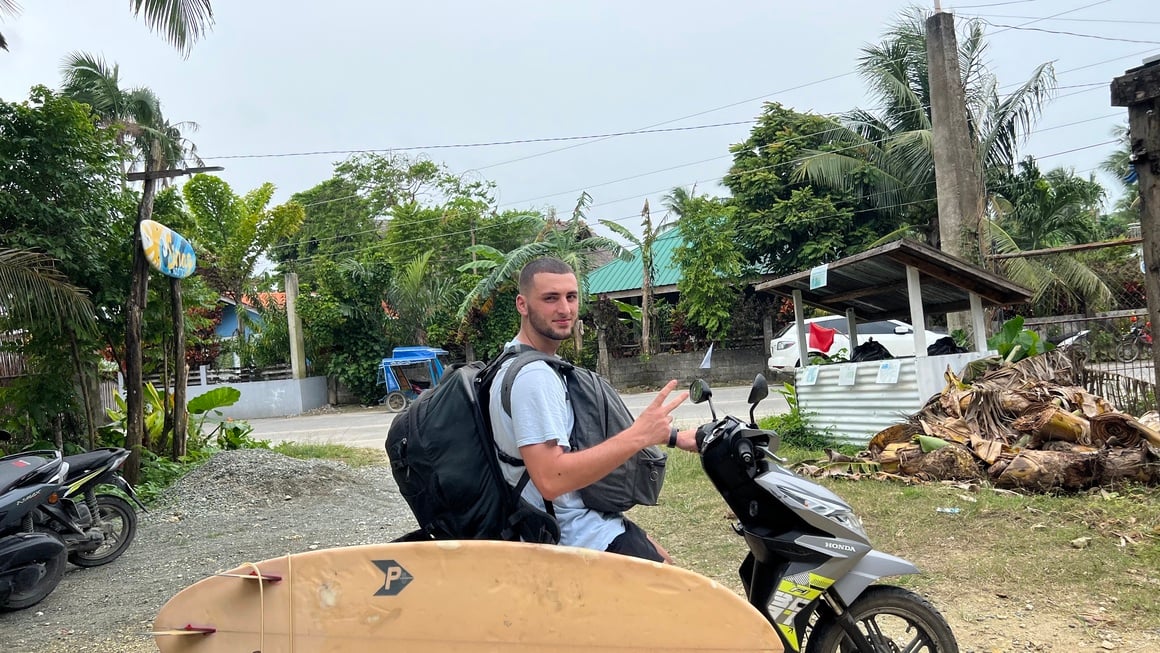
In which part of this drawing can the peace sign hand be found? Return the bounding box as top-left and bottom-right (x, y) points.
(633, 380), (689, 448)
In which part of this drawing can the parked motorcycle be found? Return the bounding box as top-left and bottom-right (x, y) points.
(0, 431), (144, 568)
(1116, 318), (1154, 363)
(691, 376), (958, 652)
(42, 447), (145, 567)
(0, 447), (68, 611)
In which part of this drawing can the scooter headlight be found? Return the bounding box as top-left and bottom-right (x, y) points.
(779, 486), (867, 538)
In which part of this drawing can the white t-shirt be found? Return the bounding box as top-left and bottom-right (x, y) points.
(489, 340), (625, 550)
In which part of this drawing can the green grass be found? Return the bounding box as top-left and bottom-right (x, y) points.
(629, 448), (1160, 631)
(271, 441), (388, 467)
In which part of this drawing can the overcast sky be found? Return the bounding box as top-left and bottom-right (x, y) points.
(2, 0), (1154, 242)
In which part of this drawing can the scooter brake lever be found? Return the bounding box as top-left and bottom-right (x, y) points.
(757, 445), (787, 464)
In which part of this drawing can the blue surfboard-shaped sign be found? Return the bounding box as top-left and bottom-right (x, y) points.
(140, 219), (197, 279)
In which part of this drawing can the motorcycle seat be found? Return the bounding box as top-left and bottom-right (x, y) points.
(0, 454), (59, 494)
(64, 448), (122, 476)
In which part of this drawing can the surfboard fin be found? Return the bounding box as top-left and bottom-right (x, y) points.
(149, 624), (217, 636)
(215, 571), (283, 582)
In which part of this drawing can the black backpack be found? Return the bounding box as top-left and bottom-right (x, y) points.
(385, 350), (560, 544)
(385, 347), (667, 543)
(497, 351), (667, 515)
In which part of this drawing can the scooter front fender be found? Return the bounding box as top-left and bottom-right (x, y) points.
(831, 550), (919, 606)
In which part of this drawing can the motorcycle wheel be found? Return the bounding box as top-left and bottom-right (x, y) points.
(0, 533), (66, 611)
(68, 494), (137, 567)
(805, 585), (958, 653)
(385, 391), (408, 413)
(1115, 340), (1139, 363)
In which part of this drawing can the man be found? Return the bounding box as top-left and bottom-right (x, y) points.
(489, 257), (698, 563)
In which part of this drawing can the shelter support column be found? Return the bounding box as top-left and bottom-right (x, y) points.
(969, 292), (988, 352)
(845, 309), (859, 350)
(793, 289), (808, 365)
(906, 265), (927, 356)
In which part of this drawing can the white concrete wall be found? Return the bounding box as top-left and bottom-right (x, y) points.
(186, 376), (329, 419)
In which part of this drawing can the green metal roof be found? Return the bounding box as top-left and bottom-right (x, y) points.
(588, 227), (683, 296)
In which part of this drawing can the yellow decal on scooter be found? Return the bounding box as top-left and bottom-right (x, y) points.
(67, 469), (104, 496)
(775, 623), (800, 651)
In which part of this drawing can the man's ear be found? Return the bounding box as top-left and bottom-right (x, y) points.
(515, 293), (528, 316)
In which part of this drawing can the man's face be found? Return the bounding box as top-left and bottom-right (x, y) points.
(519, 272), (579, 342)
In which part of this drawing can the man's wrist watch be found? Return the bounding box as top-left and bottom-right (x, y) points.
(667, 426), (679, 448)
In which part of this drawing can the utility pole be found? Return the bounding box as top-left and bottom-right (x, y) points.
(926, 9), (985, 259)
(1112, 56), (1160, 412)
(926, 8), (987, 336)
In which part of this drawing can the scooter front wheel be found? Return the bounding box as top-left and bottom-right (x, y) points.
(68, 494), (137, 567)
(0, 532), (66, 611)
(805, 585), (958, 653)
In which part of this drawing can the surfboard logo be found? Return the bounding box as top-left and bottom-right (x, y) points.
(372, 559), (413, 596)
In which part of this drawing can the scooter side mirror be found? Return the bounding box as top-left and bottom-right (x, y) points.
(747, 375), (769, 428)
(689, 379), (712, 404)
(0, 429), (11, 442)
(746, 375), (768, 405)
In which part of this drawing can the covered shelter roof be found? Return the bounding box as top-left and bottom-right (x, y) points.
(753, 238), (1031, 321)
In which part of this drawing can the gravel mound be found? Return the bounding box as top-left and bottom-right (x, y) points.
(0, 450), (417, 653)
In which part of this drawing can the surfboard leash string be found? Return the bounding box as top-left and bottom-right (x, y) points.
(241, 562), (266, 652)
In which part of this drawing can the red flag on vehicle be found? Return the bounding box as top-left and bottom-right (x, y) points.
(808, 322), (837, 352)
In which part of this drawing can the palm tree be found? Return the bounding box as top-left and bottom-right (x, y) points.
(989, 160), (1111, 311)
(459, 193), (629, 315)
(458, 192), (630, 356)
(599, 200), (670, 358)
(2, 0), (214, 57)
(795, 8), (1055, 249)
(386, 251), (459, 345)
(0, 248), (97, 337)
(60, 53), (201, 483)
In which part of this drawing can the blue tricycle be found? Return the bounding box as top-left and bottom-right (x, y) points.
(376, 347), (449, 412)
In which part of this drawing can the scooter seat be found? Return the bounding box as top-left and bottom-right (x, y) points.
(0, 454), (59, 494)
(63, 448), (122, 476)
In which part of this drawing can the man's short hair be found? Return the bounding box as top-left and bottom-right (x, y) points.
(518, 257), (574, 295)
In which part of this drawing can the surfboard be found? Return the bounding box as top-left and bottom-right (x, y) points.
(153, 540), (782, 652)
(140, 219), (197, 279)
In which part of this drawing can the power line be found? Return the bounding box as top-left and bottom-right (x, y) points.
(981, 20), (1160, 45)
(974, 13), (1160, 25)
(951, 0), (1042, 8)
(202, 119), (757, 162)
(273, 110), (1122, 253)
(274, 137), (1122, 265)
(471, 71), (859, 173)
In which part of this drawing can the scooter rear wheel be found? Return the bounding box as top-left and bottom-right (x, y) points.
(0, 532), (66, 611)
(805, 585), (958, 653)
(68, 494), (137, 567)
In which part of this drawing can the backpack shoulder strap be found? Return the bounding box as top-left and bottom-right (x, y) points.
(500, 350), (574, 417)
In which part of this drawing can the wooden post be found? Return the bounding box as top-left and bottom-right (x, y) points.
(285, 272), (307, 380)
(792, 289), (807, 365)
(1112, 57), (1160, 412)
(124, 169), (156, 485)
(907, 265), (928, 356)
(969, 291), (988, 353)
(845, 308), (859, 351)
(171, 277), (188, 459)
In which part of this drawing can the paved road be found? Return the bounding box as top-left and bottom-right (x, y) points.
(1087, 360), (1156, 384)
(251, 383), (789, 449)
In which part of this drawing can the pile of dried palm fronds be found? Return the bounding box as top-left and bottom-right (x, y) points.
(805, 350), (1160, 491)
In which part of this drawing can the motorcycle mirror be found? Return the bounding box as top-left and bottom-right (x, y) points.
(0, 429), (11, 442)
(746, 375), (769, 405)
(689, 379), (717, 420)
(747, 374), (768, 428)
(689, 379), (712, 404)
